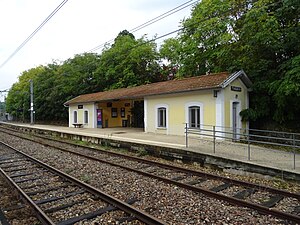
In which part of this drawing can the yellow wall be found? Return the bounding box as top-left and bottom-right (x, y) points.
(145, 90), (216, 135)
(67, 77), (249, 137)
(145, 80), (249, 136)
(69, 100), (133, 128)
(97, 100), (132, 128)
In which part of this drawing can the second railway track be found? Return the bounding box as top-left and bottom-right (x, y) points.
(0, 125), (299, 224)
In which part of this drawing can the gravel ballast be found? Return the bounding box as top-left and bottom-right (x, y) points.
(0, 131), (298, 224)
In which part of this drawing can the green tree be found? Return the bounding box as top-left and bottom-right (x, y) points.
(235, 0), (300, 125)
(269, 55), (300, 123)
(180, 0), (237, 75)
(33, 62), (62, 121)
(6, 66), (44, 121)
(59, 53), (102, 96)
(96, 30), (162, 90)
(159, 38), (181, 79)
(160, 0), (300, 128)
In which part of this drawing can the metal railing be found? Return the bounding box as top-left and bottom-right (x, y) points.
(184, 123), (300, 170)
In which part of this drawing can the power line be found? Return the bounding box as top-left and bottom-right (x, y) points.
(119, 1), (281, 54)
(88, 0), (198, 52)
(129, 0), (198, 33)
(89, 0), (282, 55)
(88, 0), (197, 52)
(0, 0), (69, 69)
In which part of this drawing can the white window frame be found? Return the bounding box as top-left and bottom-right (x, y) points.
(155, 104), (168, 129)
(73, 110), (78, 124)
(157, 107), (166, 128)
(189, 106), (200, 128)
(83, 110), (89, 124)
(185, 102), (203, 129)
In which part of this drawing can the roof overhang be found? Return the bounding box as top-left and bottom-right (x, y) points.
(63, 70), (252, 106)
(64, 101), (96, 107)
(221, 70), (252, 89)
(143, 86), (221, 98)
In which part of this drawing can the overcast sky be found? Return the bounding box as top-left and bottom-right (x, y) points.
(0, 0), (196, 101)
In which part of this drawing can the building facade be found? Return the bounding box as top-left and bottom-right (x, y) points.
(64, 70), (252, 137)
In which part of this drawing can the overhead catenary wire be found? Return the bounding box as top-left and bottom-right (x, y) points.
(129, 0), (198, 33)
(38, 0), (277, 75)
(104, 0), (283, 60)
(88, 0), (199, 53)
(43, 0), (281, 99)
(89, 0), (282, 55)
(0, 0), (69, 69)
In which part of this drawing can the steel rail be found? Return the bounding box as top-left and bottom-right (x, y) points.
(0, 141), (166, 225)
(10, 126), (296, 199)
(44, 137), (300, 199)
(1, 126), (297, 198)
(0, 167), (55, 225)
(44, 144), (300, 223)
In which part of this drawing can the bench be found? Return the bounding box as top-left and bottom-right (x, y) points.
(72, 123), (83, 128)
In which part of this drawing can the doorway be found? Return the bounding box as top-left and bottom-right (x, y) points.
(131, 100), (144, 128)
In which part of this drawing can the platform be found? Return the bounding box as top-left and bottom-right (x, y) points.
(1, 122), (299, 181)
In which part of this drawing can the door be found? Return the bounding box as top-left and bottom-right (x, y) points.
(96, 109), (103, 128)
(232, 102), (239, 140)
(132, 101), (144, 128)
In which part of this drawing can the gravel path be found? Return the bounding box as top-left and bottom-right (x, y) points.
(0, 131), (296, 224)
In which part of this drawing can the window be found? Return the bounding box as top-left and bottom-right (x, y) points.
(84, 110), (88, 124)
(189, 106), (200, 128)
(73, 111), (78, 123)
(155, 104), (168, 129)
(111, 108), (118, 118)
(157, 107), (166, 128)
(120, 108), (125, 118)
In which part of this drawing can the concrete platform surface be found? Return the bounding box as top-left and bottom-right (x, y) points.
(1, 122), (299, 175)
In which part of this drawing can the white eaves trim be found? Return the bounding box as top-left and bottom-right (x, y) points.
(220, 70), (252, 90)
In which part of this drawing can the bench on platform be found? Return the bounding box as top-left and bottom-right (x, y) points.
(72, 123), (83, 128)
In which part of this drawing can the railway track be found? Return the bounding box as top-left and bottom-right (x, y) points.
(0, 125), (300, 223)
(0, 140), (165, 225)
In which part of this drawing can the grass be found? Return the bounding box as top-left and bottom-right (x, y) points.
(137, 148), (148, 157)
(80, 174), (91, 183)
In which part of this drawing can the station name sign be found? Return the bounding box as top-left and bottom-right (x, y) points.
(231, 86), (242, 92)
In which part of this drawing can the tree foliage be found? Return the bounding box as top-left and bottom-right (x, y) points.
(6, 30), (162, 123)
(96, 32), (161, 90)
(160, 0), (300, 127)
(6, 66), (44, 121)
(6, 1), (300, 130)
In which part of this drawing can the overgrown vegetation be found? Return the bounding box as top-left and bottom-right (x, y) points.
(6, 0), (300, 131)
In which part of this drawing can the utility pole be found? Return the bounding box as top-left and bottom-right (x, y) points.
(30, 80), (34, 125)
(0, 89), (8, 121)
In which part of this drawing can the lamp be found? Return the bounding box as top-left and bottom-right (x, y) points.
(213, 90), (219, 98)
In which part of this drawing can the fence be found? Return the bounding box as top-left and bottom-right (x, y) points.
(184, 124), (300, 170)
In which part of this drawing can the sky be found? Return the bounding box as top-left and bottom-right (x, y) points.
(0, 0), (196, 101)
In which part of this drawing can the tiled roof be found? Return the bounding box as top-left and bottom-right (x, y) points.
(65, 72), (231, 105)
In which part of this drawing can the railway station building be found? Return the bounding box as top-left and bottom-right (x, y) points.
(64, 70), (252, 137)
